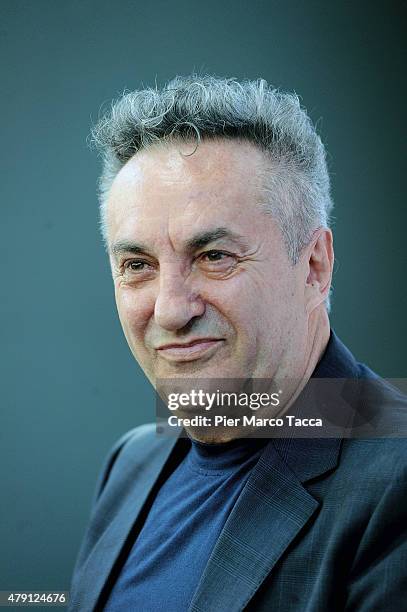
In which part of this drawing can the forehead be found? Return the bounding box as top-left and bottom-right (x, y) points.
(106, 138), (269, 249)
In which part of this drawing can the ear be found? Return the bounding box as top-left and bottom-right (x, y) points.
(304, 228), (334, 314)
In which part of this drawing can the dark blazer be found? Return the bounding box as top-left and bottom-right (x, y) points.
(69, 333), (407, 611)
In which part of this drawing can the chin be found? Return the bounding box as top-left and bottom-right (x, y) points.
(156, 360), (244, 379)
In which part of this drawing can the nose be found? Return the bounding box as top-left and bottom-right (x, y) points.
(154, 267), (205, 331)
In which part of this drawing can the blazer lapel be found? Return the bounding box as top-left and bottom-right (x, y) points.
(70, 432), (181, 612)
(189, 436), (342, 612)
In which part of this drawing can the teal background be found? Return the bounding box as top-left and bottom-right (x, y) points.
(1, 0), (405, 594)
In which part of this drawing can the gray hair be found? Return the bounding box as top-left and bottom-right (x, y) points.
(90, 75), (334, 309)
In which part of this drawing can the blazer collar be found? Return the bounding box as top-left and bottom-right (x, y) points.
(312, 328), (360, 379)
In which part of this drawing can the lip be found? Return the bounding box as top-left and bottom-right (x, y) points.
(156, 339), (224, 362)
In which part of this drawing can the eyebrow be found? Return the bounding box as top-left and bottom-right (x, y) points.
(111, 240), (150, 257)
(185, 228), (250, 251)
(111, 227), (250, 257)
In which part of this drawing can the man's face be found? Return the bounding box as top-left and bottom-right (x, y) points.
(106, 139), (310, 389)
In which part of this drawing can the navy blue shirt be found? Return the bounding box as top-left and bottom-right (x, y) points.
(104, 436), (268, 611)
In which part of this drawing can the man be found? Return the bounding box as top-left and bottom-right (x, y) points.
(69, 76), (407, 611)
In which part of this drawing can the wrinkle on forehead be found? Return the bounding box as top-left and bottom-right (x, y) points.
(106, 139), (270, 250)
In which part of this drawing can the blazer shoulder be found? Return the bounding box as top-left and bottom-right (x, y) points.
(341, 435), (407, 470)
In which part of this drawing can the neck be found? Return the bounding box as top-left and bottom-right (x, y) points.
(276, 305), (330, 418)
(303, 305), (331, 383)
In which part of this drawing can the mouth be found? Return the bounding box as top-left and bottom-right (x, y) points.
(156, 339), (224, 362)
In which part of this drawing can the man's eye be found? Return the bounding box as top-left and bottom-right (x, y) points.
(198, 251), (236, 272)
(200, 250), (229, 262)
(124, 260), (150, 272)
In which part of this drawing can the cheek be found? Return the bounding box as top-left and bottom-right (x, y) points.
(207, 276), (263, 344)
(115, 286), (152, 340)
(235, 269), (298, 347)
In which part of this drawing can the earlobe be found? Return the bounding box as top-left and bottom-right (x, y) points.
(305, 281), (324, 314)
